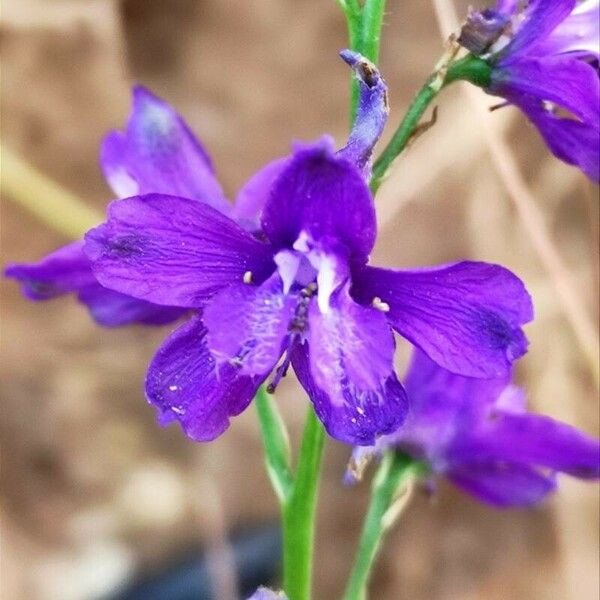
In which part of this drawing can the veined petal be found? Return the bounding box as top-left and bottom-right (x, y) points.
(146, 316), (263, 442)
(261, 138), (377, 261)
(101, 86), (230, 213)
(290, 286), (407, 445)
(291, 341), (408, 446)
(500, 0), (576, 58)
(5, 240), (185, 326)
(338, 50), (389, 173)
(203, 274), (296, 377)
(232, 157), (289, 231)
(352, 262), (533, 378)
(450, 412), (600, 480)
(491, 56), (600, 123)
(85, 194), (275, 308)
(536, 0), (600, 58)
(448, 463), (557, 507)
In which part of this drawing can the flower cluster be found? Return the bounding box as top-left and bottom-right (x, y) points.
(7, 52), (533, 447)
(348, 350), (600, 506)
(459, 0), (600, 181)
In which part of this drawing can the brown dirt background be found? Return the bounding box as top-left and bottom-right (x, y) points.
(2, 1), (599, 599)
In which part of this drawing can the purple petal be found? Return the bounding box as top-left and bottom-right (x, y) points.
(290, 287), (408, 445)
(5, 240), (95, 300)
(232, 157), (289, 231)
(501, 0), (576, 58)
(146, 315), (263, 441)
(78, 285), (185, 326)
(308, 286), (395, 393)
(491, 56), (600, 124)
(338, 50), (389, 173)
(101, 86), (230, 214)
(450, 412), (600, 480)
(352, 261), (533, 378)
(84, 194), (275, 307)
(518, 98), (600, 182)
(291, 340), (408, 445)
(203, 274), (296, 377)
(5, 240), (185, 326)
(536, 0), (600, 58)
(261, 138), (376, 261)
(448, 463), (557, 507)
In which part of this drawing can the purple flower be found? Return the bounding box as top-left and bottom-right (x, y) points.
(81, 52), (533, 445)
(349, 351), (600, 507)
(460, 0), (600, 181)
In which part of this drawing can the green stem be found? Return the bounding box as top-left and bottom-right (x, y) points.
(360, 0), (386, 64)
(370, 54), (491, 193)
(343, 453), (423, 600)
(370, 80), (437, 193)
(342, 0), (388, 126)
(2, 145), (103, 239)
(282, 407), (326, 600)
(255, 388), (294, 502)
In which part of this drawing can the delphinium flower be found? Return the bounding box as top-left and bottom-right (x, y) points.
(77, 51), (533, 446)
(348, 350), (600, 506)
(458, 0), (600, 181)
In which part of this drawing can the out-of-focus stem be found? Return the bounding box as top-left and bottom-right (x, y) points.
(343, 453), (424, 600)
(2, 145), (102, 239)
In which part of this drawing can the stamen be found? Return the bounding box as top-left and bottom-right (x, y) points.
(372, 297), (390, 312)
(266, 353), (292, 393)
(243, 270), (253, 284)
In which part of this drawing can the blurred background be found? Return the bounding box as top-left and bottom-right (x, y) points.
(2, 1), (599, 598)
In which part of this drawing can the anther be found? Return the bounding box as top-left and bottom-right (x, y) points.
(372, 297), (390, 312)
(243, 270), (253, 284)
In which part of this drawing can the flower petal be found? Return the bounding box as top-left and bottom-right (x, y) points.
(536, 0), (600, 58)
(291, 340), (408, 446)
(491, 56), (600, 123)
(261, 138), (376, 261)
(85, 194), (275, 307)
(101, 86), (230, 213)
(338, 50), (389, 173)
(290, 286), (407, 445)
(5, 240), (185, 326)
(448, 463), (557, 507)
(146, 315), (264, 441)
(78, 285), (185, 326)
(501, 0), (576, 57)
(5, 240), (95, 300)
(518, 98), (600, 182)
(232, 157), (289, 231)
(203, 274), (296, 377)
(352, 261), (533, 378)
(450, 412), (600, 480)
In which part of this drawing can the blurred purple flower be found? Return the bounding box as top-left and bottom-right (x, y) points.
(348, 350), (600, 507)
(81, 52), (533, 445)
(460, 0), (600, 181)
